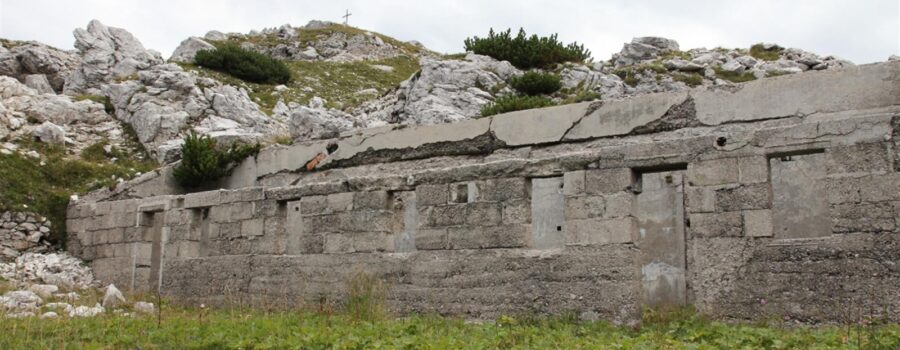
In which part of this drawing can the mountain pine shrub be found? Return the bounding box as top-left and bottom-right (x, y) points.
(173, 133), (261, 188)
(464, 28), (591, 69)
(509, 71), (562, 96)
(480, 95), (557, 117)
(194, 45), (292, 84)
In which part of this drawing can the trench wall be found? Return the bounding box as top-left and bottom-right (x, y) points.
(67, 62), (900, 322)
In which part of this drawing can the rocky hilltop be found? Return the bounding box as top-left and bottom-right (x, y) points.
(0, 19), (866, 166)
(0, 19), (886, 248)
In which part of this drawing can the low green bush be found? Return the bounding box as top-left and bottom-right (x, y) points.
(464, 28), (591, 69)
(173, 133), (260, 189)
(480, 95), (556, 117)
(194, 45), (291, 84)
(714, 66), (757, 83)
(509, 72), (562, 96)
(672, 72), (704, 87)
(749, 43), (782, 61)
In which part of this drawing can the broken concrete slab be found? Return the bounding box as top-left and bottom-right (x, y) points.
(491, 102), (590, 146)
(563, 92), (690, 141)
(694, 61), (900, 125)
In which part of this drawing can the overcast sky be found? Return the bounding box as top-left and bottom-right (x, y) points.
(1, 0), (898, 64)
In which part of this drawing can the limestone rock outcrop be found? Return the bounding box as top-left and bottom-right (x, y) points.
(0, 40), (79, 93)
(104, 63), (286, 162)
(169, 37), (216, 63)
(355, 53), (520, 124)
(66, 20), (164, 94)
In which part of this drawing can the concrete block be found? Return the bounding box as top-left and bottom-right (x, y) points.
(353, 232), (392, 253)
(324, 233), (353, 253)
(826, 143), (891, 175)
(326, 192), (354, 212)
(415, 228), (448, 250)
(123, 226), (141, 242)
(416, 184), (449, 207)
(217, 238), (252, 256)
(694, 62), (900, 125)
(164, 209), (191, 226)
(738, 156), (768, 184)
(256, 200), (282, 217)
(264, 216), (285, 236)
(241, 218), (264, 237)
(563, 170), (586, 196)
(298, 233), (325, 254)
(858, 173), (900, 202)
(831, 202), (896, 233)
(220, 187), (264, 203)
(167, 224), (190, 241)
(303, 214), (339, 234)
(299, 195), (328, 216)
(564, 92), (690, 141)
(565, 217), (635, 245)
(743, 210), (773, 238)
(688, 158), (739, 186)
(449, 224), (529, 249)
(423, 204), (466, 228)
(465, 202), (502, 226)
(218, 222), (242, 239)
(602, 193), (634, 219)
(354, 191), (390, 210)
(685, 186), (716, 213)
(688, 212), (743, 237)
(565, 196), (605, 220)
(338, 211), (394, 233)
(252, 234), (286, 255)
(209, 201), (255, 222)
(585, 168), (633, 195)
(715, 184), (771, 212)
(177, 241), (201, 257)
(479, 178), (528, 202)
(501, 199), (530, 224)
(491, 102), (588, 146)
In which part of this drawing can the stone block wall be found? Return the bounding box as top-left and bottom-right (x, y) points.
(1, 211), (53, 260)
(67, 62), (900, 322)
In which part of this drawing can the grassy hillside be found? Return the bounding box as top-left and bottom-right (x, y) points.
(0, 138), (156, 245)
(1, 307), (897, 349)
(178, 23), (425, 114)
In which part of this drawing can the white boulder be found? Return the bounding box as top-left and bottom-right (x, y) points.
(169, 37), (216, 63)
(101, 284), (126, 308)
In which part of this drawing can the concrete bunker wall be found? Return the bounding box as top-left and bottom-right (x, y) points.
(67, 62), (900, 322)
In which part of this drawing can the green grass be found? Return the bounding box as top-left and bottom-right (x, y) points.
(178, 55), (419, 113)
(713, 66), (758, 83)
(218, 23), (428, 58)
(672, 72), (704, 87)
(0, 139), (156, 246)
(1, 306), (897, 349)
(750, 44), (783, 61)
(480, 95), (556, 117)
(0, 38), (26, 49)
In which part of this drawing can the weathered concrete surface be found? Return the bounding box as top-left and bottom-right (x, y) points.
(563, 92), (690, 141)
(68, 61), (900, 323)
(491, 103), (588, 146)
(694, 62), (900, 125)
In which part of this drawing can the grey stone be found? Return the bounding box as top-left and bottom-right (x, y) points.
(169, 37), (216, 63)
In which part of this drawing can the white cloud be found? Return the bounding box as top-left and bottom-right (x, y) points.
(0, 0), (897, 63)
